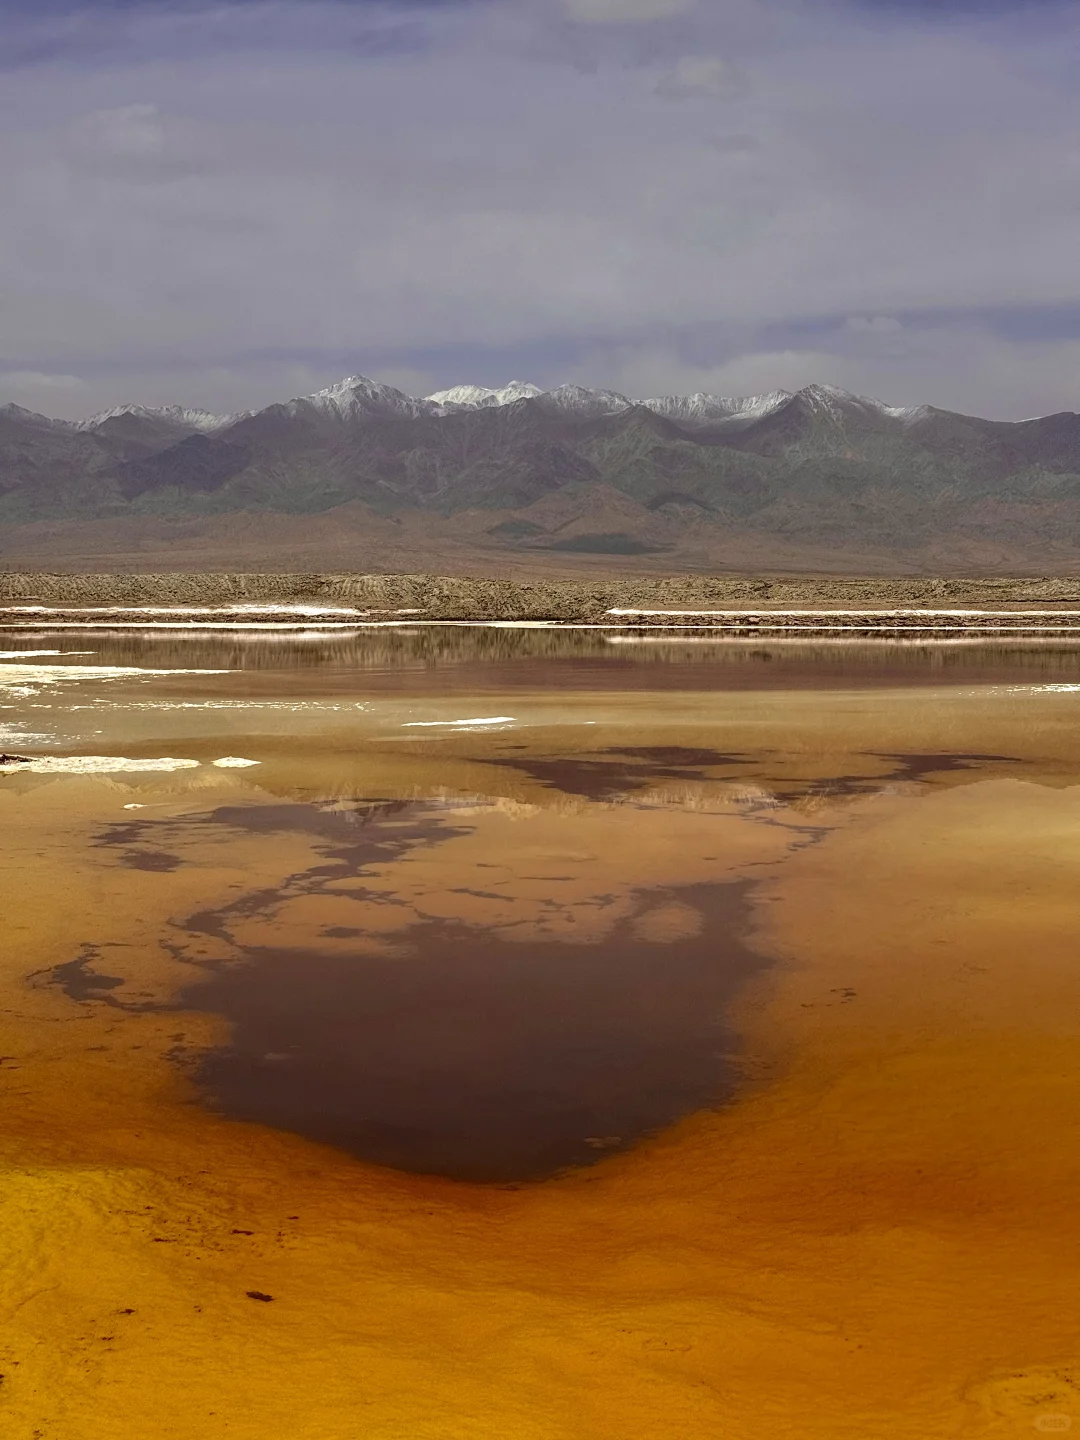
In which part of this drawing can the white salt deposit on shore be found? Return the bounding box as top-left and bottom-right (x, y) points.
(403, 716), (516, 728)
(0, 662), (232, 695)
(0, 756), (201, 775)
(0, 753), (261, 775)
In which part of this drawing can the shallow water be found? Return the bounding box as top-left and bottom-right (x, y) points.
(4, 629), (1080, 1437)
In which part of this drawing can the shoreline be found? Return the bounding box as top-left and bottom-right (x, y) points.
(5, 570), (1080, 623)
(8, 611), (1080, 636)
(5, 571), (1080, 633)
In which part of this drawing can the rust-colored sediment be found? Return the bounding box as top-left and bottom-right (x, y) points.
(2, 697), (1080, 1438)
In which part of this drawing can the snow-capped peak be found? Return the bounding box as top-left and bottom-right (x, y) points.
(795, 382), (865, 417)
(299, 375), (436, 422)
(11, 374), (942, 437)
(288, 375), (930, 431)
(300, 375), (634, 422)
(793, 383), (924, 424)
(80, 403), (232, 432)
(642, 390), (792, 425)
(426, 381), (543, 410)
(534, 384), (634, 418)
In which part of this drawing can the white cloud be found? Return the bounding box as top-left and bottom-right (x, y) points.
(654, 55), (747, 100)
(559, 0), (696, 22)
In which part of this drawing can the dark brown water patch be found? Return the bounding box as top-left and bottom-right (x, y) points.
(873, 751), (1021, 782)
(482, 747), (744, 800)
(767, 751), (1024, 803)
(196, 801), (470, 884)
(93, 804), (469, 937)
(36, 947), (165, 1013)
(94, 820), (163, 848)
(94, 800), (427, 860)
(177, 881), (767, 1183)
(48, 950), (126, 1004)
(173, 803), (471, 947)
(197, 801), (414, 841)
(604, 746), (744, 768)
(118, 850), (182, 873)
(480, 746), (1021, 803)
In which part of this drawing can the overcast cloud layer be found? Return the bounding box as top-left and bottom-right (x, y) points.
(1, 0), (1079, 420)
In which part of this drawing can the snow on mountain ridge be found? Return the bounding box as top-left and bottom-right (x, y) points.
(642, 390), (793, 424)
(793, 383), (928, 425)
(536, 384), (634, 417)
(5, 374), (951, 434)
(426, 381), (543, 409)
(299, 375), (435, 422)
(80, 404), (232, 432)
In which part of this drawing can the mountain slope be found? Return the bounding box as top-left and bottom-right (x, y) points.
(4, 376), (1080, 570)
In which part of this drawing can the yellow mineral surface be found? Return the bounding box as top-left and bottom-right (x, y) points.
(2, 680), (1080, 1439)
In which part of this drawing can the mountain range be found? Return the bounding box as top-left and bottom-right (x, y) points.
(4, 375), (1080, 573)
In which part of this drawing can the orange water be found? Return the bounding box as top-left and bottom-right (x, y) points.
(3, 633), (1080, 1438)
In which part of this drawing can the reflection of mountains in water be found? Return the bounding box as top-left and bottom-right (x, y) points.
(27, 628), (1080, 686)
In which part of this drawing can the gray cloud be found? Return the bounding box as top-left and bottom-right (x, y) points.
(563, 327), (1080, 420)
(558, 0), (697, 22)
(1, 0), (1080, 420)
(64, 103), (214, 184)
(844, 316), (904, 334)
(654, 55), (747, 99)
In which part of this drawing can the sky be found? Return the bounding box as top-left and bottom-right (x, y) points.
(2, 0), (1079, 420)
